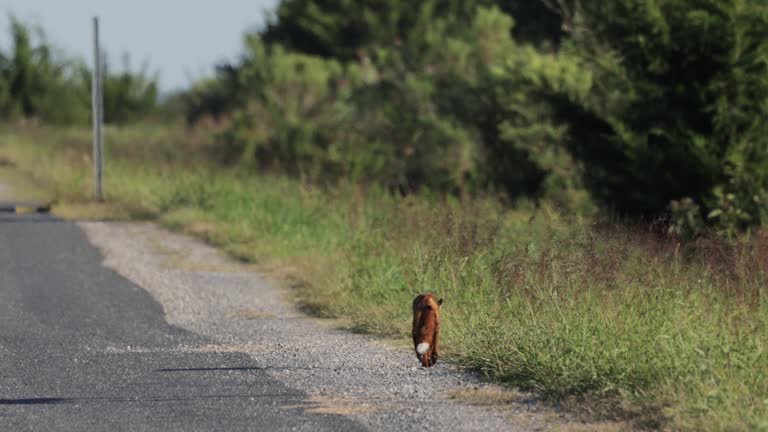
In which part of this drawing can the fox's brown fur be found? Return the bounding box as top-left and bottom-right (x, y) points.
(412, 293), (443, 367)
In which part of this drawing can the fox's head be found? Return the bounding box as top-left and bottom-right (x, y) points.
(412, 293), (442, 313)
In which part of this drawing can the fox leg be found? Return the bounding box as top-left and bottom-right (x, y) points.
(430, 333), (439, 365)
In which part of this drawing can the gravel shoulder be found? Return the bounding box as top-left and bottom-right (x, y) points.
(79, 221), (588, 431)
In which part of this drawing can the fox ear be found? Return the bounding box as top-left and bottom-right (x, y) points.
(438, 298), (443, 306)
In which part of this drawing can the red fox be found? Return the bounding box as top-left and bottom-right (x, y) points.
(412, 293), (443, 367)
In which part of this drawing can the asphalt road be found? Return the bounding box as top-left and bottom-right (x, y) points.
(0, 208), (365, 431)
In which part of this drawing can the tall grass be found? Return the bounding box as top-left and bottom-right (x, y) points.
(1, 124), (766, 431)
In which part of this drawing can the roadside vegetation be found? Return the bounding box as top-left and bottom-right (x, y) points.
(2, 1), (768, 430)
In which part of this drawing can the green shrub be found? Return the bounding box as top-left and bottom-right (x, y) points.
(203, 6), (590, 207)
(550, 0), (768, 232)
(261, 0), (565, 59)
(100, 55), (159, 123)
(0, 16), (88, 123)
(212, 37), (351, 174)
(0, 16), (159, 125)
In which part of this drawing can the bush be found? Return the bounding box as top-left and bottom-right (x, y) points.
(0, 16), (159, 125)
(212, 37), (351, 174)
(100, 55), (159, 123)
(203, 6), (590, 207)
(550, 0), (768, 232)
(0, 16), (88, 123)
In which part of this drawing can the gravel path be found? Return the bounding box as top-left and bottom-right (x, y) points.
(79, 221), (578, 431)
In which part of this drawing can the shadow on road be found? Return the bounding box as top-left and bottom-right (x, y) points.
(0, 393), (304, 405)
(156, 365), (321, 372)
(157, 366), (266, 372)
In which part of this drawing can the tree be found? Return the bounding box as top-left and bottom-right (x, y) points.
(0, 16), (159, 124)
(551, 0), (768, 230)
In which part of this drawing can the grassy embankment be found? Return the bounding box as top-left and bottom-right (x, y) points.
(1, 124), (766, 431)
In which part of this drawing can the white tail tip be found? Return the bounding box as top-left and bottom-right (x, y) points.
(416, 342), (430, 355)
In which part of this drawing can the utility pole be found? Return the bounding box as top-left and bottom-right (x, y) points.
(92, 16), (104, 201)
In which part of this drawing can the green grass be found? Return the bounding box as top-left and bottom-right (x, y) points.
(0, 165), (52, 203)
(1, 124), (767, 431)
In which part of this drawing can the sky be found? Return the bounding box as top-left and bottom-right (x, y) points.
(1, 0), (279, 92)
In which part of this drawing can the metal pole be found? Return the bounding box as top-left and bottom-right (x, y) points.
(91, 16), (103, 201)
